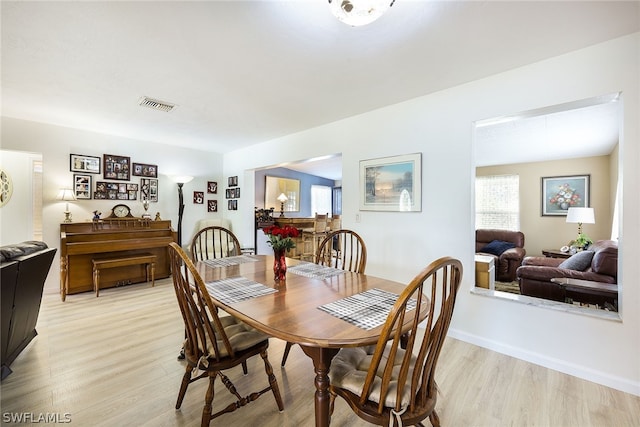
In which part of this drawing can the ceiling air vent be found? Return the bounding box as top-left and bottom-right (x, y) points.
(138, 96), (175, 112)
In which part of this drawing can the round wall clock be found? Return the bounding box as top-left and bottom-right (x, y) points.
(109, 204), (133, 218)
(0, 169), (13, 208)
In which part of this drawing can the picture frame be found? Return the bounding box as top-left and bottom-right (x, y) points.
(140, 178), (158, 202)
(225, 188), (233, 199)
(265, 176), (300, 212)
(228, 176), (238, 187)
(228, 199), (238, 210)
(208, 200), (218, 212)
(193, 191), (204, 204)
(207, 181), (218, 194)
(73, 174), (92, 199)
(70, 154), (101, 174)
(541, 174), (590, 216)
(103, 154), (131, 181)
(359, 153), (422, 212)
(94, 181), (138, 200)
(132, 162), (158, 178)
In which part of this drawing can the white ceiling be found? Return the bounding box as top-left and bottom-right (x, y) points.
(2, 1), (638, 179)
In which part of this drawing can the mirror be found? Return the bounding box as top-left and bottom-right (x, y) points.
(473, 93), (621, 315)
(265, 176), (300, 213)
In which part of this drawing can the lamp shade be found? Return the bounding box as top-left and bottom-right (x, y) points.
(56, 188), (77, 201)
(172, 175), (194, 184)
(566, 207), (595, 224)
(277, 193), (288, 203)
(328, 0), (395, 26)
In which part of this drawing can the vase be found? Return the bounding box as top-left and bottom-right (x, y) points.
(273, 248), (287, 282)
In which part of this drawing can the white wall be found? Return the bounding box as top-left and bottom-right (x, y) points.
(224, 34), (640, 395)
(0, 119), (224, 291)
(0, 150), (40, 244)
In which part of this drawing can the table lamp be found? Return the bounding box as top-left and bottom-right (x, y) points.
(566, 207), (595, 249)
(277, 193), (288, 218)
(57, 188), (77, 223)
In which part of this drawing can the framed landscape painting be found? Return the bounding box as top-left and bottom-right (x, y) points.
(541, 174), (590, 216)
(359, 153), (422, 212)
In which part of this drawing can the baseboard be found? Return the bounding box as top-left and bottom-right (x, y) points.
(447, 327), (640, 397)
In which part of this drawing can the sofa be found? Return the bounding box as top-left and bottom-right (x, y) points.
(476, 229), (526, 282)
(516, 239), (617, 306)
(1, 241), (56, 380)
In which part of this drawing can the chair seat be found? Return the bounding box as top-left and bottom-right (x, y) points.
(190, 315), (268, 359)
(329, 343), (417, 408)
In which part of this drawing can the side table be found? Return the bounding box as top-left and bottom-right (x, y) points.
(542, 249), (571, 259)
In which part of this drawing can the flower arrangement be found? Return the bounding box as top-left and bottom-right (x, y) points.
(263, 225), (300, 252)
(549, 183), (582, 209)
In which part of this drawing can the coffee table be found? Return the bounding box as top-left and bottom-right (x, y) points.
(551, 277), (618, 309)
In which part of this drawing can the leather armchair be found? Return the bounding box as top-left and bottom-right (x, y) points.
(516, 239), (617, 304)
(476, 229), (526, 282)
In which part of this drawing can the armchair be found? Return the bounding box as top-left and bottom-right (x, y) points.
(476, 229), (526, 282)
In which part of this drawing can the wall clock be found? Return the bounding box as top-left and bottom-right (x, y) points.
(108, 203), (133, 218)
(0, 169), (13, 208)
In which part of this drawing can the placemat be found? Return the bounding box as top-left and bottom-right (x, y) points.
(288, 262), (345, 279)
(205, 276), (277, 305)
(202, 255), (259, 268)
(318, 288), (417, 330)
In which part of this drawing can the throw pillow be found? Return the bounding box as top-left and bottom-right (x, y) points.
(479, 240), (516, 256)
(558, 250), (595, 271)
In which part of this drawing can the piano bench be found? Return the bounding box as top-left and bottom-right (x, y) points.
(91, 254), (156, 297)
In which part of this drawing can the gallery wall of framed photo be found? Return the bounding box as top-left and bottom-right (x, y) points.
(69, 153), (158, 203)
(68, 152), (220, 215)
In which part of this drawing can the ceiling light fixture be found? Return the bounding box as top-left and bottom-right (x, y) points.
(328, 0), (395, 27)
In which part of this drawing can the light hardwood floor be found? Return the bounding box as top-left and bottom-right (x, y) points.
(2, 279), (639, 426)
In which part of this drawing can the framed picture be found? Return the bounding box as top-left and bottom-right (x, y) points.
(233, 188), (240, 198)
(265, 176), (300, 212)
(94, 181), (138, 200)
(140, 178), (158, 202)
(208, 200), (218, 212)
(103, 154), (131, 181)
(70, 154), (101, 174)
(207, 181), (217, 194)
(225, 188), (233, 199)
(193, 191), (204, 204)
(132, 162), (158, 178)
(228, 199), (238, 210)
(73, 174), (92, 199)
(541, 174), (590, 216)
(359, 153), (422, 212)
(228, 176), (238, 187)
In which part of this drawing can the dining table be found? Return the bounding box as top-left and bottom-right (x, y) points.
(196, 254), (426, 427)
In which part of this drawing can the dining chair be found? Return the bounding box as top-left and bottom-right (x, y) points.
(328, 256), (463, 427)
(168, 242), (284, 426)
(190, 226), (241, 262)
(280, 229), (367, 367)
(315, 229), (367, 274)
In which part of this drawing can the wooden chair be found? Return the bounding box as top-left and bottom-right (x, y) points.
(281, 229), (367, 367)
(300, 213), (328, 261)
(168, 243), (284, 426)
(328, 256), (463, 427)
(190, 226), (241, 262)
(315, 229), (367, 274)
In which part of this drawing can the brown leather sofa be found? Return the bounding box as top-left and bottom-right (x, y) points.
(476, 229), (526, 282)
(1, 241), (56, 380)
(516, 239), (617, 305)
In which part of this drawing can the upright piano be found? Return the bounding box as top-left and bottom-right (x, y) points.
(59, 219), (176, 301)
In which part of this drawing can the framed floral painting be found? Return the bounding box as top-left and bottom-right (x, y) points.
(541, 174), (590, 216)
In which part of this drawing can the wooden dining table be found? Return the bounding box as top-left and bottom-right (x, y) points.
(196, 254), (423, 427)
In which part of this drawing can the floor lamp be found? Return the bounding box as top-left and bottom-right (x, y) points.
(173, 176), (193, 247)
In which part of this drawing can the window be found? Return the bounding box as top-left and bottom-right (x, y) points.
(311, 185), (332, 216)
(475, 174), (520, 230)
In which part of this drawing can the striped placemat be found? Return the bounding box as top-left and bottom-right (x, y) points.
(318, 288), (417, 330)
(288, 262), (345, 279)
(202, 255), (259, 268)
(205, 276), (277, 305)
